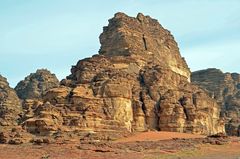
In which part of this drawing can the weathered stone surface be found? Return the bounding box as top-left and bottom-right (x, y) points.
(1, 13), (225, 143)
(0, 75), (26, 144)
(99, 12), (191, 81)
(0, 126), (33, 144)
(23, 102), (63, 136)
(31, 12), (224, 137)
(0, 75), (22, 126)
(15, 69), (59, 100)
(192, 68), (240, 136)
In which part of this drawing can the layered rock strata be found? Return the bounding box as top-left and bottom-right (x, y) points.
(192, 68), (240, 136)
(0, 75), (32, 144)
(99, 13), (191, 81)
(0, 13), (226, 144)
(22, 13), (224, 138)
(0, 75), (22, 126)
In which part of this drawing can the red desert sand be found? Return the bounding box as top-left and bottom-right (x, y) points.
(116, 131), (205, 142)
(0, 131), (239, 159)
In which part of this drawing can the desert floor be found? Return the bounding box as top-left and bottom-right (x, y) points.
(0, 131), (239, 159)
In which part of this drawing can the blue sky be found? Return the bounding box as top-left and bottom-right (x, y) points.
(0, 0), (240, 87)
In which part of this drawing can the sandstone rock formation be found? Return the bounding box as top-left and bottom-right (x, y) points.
(0, 13), (226, 144)
(0, 75), (32, 144)
(192, 68), (240, 136)
(15, 69), (59, 100)
(0, 75), (22, 126)
(99, 13), (191, 81)
(21, 12), (224, 139)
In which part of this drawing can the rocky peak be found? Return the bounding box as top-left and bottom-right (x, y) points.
(0, 13), (226, 144)
(0, 75), (22, 126)
(191, 68), (240, 102)
(0, 75), (7, 81)
(0, 75), (9, 89)
(15, 69), (59, 100)
(99, 12), (190, 81)
(54, 13), (224, 137)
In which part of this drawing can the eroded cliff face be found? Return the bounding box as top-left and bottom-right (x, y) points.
(21, 13), (224, 139)
(0, 13), (225, 144)
(192, 68), (240, 136)
(0, 75), (32, 144)
(0, 75), (22, 126)
(0, 70), (60, 144)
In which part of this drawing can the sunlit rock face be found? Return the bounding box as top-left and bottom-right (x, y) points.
(42, 13), (223, 135)
(192, 68), (240, 136)
(0, 75), (35, 144)
(0, 75), (22, 126)
(19, 13), (224, 140)
(99, 12), (191, 81)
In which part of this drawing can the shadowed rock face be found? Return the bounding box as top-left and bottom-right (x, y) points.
(192, 68), (240, 136)
(0, 75), (22, 126)
(15, 69), (59, 100)
(30, 12), (224, 138)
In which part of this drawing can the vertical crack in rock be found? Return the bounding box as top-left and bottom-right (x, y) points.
(67, 88), (74, 103)
(192, 94), (197, 107)
(138, 70), (160, 130)
(142, 34), (148, 50)
(139, 71), (148, 127)
(179, 96), (189, 121)
(139, 91), (147, 120)
(155, 98), (161, 131)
